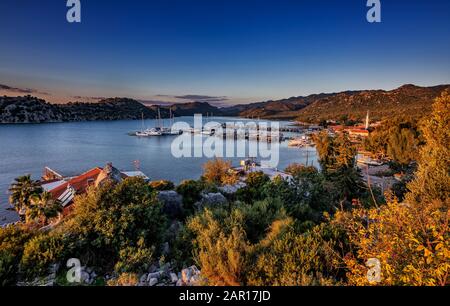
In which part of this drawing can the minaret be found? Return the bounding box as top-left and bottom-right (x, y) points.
(365, 111), (370, 130)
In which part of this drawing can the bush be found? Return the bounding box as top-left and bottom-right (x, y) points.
(248, 220), (339, 286)
(61, 177), (167, 271)
(149, 180), (175, 191)
(236, 171), (270, 203)
(176, 180), (204, 215)
(187, 209), (251, 285)
(202, 158), (238, 186)
(114, 244), (154, 273)
(107, 273), (139, 286)
(20, 232), (65, 279)
(339, 198), (450, 285)
(0, 225), (35, 285)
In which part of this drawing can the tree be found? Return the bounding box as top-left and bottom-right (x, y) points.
(236, 171), (270, 203)
(176, 180), (204, 215)
(202, 158), (238, 186)
(26, 191), (62, 225)
(340, 197), (449, 286)
(313, 131), (363, 204)
(8, 175), (43, 218)
(406, 91), (450, 204)
(187, 208), (251, 286)
(363, 116), (421, 161)
(63, 177), (167, 272)
(0, 225), (35, 285)
(387, 127), (419, 168)
(248, 220), (341, 286)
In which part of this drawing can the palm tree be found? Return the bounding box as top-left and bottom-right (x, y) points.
(26, 191), (62, 225)
(8, 175), (43, 219)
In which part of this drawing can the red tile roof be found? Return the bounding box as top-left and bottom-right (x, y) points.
(48, 167), (102, 199)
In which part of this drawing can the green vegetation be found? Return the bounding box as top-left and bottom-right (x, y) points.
(364, 116), (422, 168)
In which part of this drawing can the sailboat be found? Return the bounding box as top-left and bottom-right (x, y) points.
(135, 112), (162, 136)
(160, 107), (181, 135)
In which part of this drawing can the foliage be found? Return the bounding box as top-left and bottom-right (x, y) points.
(114, 244), (154, 273)
(26, 191), (62, 225)
(107, 273), (139, 286)
(0, 225), (35, 286)
(387, 128), (419, 168)
(62, 177), (167, 272)
(406, 91), (450, 204)
(20, 232), (66, 278)
(8, 175), (43, 217)
(187, 205), (348, 286)
(313, 131), (364, 204)
(236, 171), (270, 203)
(364, 116), (421, 168)
(339, 197), (449, 285)
(149, 180), (175, 191)
(176, 180), (204, 215)
(202, 158), (238, 186)
(248, 220), (343, 286)
(188, 208), (251, 286)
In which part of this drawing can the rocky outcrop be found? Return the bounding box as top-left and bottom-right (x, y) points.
(0, 96), (64, 123)
(194, 192), (228, 210)
(157, 191), (184, 218)
(0, 96), (156, 124)
(135, 263), (204, 287)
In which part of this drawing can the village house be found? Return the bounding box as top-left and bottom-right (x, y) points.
(41, 163), (149, 215)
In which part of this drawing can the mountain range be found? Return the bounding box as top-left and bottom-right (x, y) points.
(1, 84), (449, 124)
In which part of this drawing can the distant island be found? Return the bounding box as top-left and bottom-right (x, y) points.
(1, 84), (449, 124)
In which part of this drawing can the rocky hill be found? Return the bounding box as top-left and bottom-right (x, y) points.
(221, 84), (450, 122)
(174, 101), (222, 116)
(0, 96), (156, 123)
(2, 84), (448, 124)
(294, 84), (450, 123)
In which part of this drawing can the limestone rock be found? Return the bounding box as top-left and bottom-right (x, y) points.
(157, 191), (183, 218)
(148, 278), (158, 286)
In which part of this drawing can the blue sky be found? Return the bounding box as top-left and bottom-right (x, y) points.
(0, 0), (449, 104)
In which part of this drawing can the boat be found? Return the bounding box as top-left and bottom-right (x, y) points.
(201, 128), (216, 136)
(135, 128), (162, 137)
(144, 128), (163, 136)
(288, 135), (314, 147)
(158, 107), (182, 135)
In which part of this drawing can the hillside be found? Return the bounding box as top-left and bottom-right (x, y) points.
(294, 84), (450, 123)
(219, 84), (449, 122)
(0, 96), (156, 123)
(2, 84), (448, 124)
(151, 101), (223, 117)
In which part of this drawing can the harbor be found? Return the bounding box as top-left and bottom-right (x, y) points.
(0, 116), (319, 224)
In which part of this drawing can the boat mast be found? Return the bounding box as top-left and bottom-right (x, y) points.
(158, 107), (162, 129)
(305, 148), (309, 166)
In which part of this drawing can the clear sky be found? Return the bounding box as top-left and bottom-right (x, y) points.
(0, 0), (449, 105)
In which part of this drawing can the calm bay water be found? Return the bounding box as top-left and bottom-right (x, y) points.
(0, 116), (318, 224)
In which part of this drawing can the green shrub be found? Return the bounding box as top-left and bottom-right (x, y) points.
(176, 180), (204, 215)
(60, 177), (168, 271)
(0, 225), (35, 285)
(20, 232), (65, 278)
